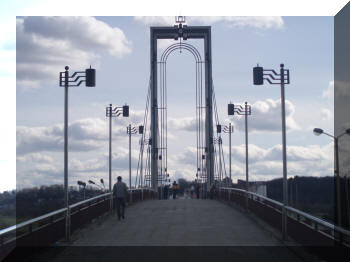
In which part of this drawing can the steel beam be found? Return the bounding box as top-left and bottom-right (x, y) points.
(150, 26), (214, 191)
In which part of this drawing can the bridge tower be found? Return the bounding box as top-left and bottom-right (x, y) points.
(150, 19), (214, 191)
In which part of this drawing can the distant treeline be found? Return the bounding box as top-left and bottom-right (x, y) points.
(0, 185), (104, 230)
(265, 176), (334, 222)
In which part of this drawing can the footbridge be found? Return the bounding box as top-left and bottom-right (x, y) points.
(3, 19), (350, 262)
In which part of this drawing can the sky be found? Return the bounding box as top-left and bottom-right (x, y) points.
(0, 1), (348, 192)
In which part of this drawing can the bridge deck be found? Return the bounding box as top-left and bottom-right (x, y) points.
(70, 198), (283, 246)
(36, 198), (317, 262)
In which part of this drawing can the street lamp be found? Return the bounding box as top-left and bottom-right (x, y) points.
(106, 104), (129, 211)
(127, 125), (144, 202)
(100, 178), (106, 191)
(59, 65), (96, 241)
(77, 180), (86, 200)
(313, 127), (350, 227)
(223, 124), (234, 187)
(253, 63), (290, 241)
(228, 102), (251, 209)
(88, 179), (104, 191)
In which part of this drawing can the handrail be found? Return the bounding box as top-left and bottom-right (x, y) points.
(0, 188), (156, 241)
(221, 187), (283, 207)
(0, 207), (67, 236)
(218, 187), (350, 242)
(69, 192), (111, 209)
(0, 193), (112, 237)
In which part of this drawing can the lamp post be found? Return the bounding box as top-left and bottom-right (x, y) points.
(77, 180), (86, 200)
(228, 102), (251, 209)
(106, 104), (129, 211)
(313, 127), (350, 227)
(223, 123), (234, 186)
(253, 63), (290, 241)
(88, 179), (104, 191)
(127, 125), (144, 202)
(59, 65), (96, 242)
(100, 178), (106, 191)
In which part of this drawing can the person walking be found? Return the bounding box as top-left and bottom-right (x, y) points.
(172, 181), (178, 199)
(113, 176), (128, 221)
(210, 182), (216, 200)
(190, 184), (195, 199)
(195, 184), (200, 199)
(163, 184), (169, 199)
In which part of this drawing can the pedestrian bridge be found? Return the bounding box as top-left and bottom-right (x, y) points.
(1, 188), (349, 261)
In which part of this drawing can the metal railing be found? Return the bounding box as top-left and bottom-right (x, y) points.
(216, 187), (350, 247)
(0, 188), (156, 259)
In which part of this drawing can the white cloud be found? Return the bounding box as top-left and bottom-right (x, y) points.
(134, 16), (284, 30)
(320, 108), (332, 121)
(17, 153), (54, 164)
(16, 117), (135, 155)
(16, 16), (132, 89)
(162, 141), (333, 183)
(225, 142), (333, 181)
(168, 117), (200, 132)
(322, 80), (333, 99)
(188, 16), (284, 29)
(225, 99), (299, 133)
(157, 99), (298, 135)
(134, 16), (175, 26)
(16, 138), (334, 188)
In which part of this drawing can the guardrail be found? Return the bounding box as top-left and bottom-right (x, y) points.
(0, 188), (157, 260)
(216, 187), (350, 247)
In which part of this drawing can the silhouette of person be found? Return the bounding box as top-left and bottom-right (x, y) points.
(190, 184), (195, 198)
(172, 181), (178, 199)
(210, 182), (216, 200)
(163, 184), (169, 199)
(113, 176), (128, 220)
(196, 184), (200, 199)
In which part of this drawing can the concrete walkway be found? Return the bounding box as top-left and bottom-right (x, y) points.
(70, 198), (283, 246)
(34, 198), (318, 262)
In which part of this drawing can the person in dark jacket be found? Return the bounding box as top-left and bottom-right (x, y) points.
(210, 182), (216, 200)
(113, 176), (128, 220)
(195, 184), (200, 199)
(172, 181), (178, 199)
(163, 184), (169, 199)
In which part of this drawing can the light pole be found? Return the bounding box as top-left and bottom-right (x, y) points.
(253, 63), (290, 241)
(106, 104), (129, 211)
(313, 127), (350, 227)
(228, 102), (251, 209)
(126, 125), (144, 202)
(88, 179), (104, 191)
(100, 178), (106, 191)
(59, 65), (96, 241)
(77, 180), (86, 200)
(223, 123), (234, 186)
